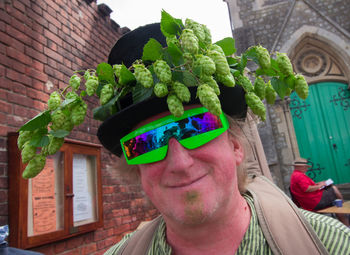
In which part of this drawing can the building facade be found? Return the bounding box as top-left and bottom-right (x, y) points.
(225, 0), (350, 196)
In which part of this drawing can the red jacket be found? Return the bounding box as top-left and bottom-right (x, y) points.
(290, 170), (322, 211)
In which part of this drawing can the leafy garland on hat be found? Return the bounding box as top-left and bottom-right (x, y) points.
(17, 10), (309, 179)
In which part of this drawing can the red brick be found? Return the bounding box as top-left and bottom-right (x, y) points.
(6, 69), (32, 86)
(10, 14), (26, 33)
(6, 24), (31, 45)
(0, 100), (12, 114)
(43, 28), (63, 46)
(10, 81), (27, 94)
(0, 30), (12, 46)
(0, 125), (8, 136)
(81, 243), (97, 255)
(0, 190), (7, 203)
(27, 87), (49, 102)
(7, 92), (34, 107)
(25, 46), (47, 64)
(6, 47), (32, 65)
(6, 114), (27, 127)
(13, 1), (25, 13)
(54, 240), (66, 254)
(0, 178), (8, 189)
(26, 67), (48, 82)
(66, 236), (84, 250)
(32, 59), (44, 72)
(14, 104), (38, 118)
(44, 46), (63, 63)
(0, 9), (11, 24)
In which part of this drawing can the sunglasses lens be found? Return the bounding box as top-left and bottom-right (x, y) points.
(121, 109), (227, 164)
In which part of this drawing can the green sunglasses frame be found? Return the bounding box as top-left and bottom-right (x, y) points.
(120, 107), (229, 165)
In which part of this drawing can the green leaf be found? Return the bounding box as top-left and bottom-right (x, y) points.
(237, 54), (247, 72)
(119, 64), (136, 85)
(182, 71), (198, 87)
(215, 38), (236, 56)
(160, 9), (183, 37)
(132, 83), (153, 104)
(142, 38), (163, 62)
(227, 57), (239, 66)
(245, 47), (258, 63)
(92, 93), (120, 121)
(29, 128), (49, 147)
(96, 62), (115, 85)
(166, 42), (183, 66)
(271, 77), (288, 99)
(19, 110), (51, 132)
(29, 135), (50, 147)
(61, 97), (79, 108)
(49, 129), (70, 138)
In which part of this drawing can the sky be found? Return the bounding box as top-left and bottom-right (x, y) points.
(96, 0), (233, 42)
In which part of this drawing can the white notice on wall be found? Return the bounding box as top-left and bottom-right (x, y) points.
(73, 154), (93, 222)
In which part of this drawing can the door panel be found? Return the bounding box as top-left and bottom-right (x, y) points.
(290, 82), (350, 184)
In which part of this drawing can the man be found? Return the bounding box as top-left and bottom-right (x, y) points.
(290, 157), (349, 226)
(97, 23), (350, 254)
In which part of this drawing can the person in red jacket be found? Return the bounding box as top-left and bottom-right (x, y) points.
(290, 157), (349, 226)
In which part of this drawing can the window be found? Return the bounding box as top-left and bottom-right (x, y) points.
(8, 133), (103, 249)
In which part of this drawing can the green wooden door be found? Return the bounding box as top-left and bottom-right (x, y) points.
(290, 82), (350, 184)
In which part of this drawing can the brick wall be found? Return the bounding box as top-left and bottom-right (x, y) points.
(0, 0), (158, 254)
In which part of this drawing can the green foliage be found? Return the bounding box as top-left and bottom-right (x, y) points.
(17, 9), (309, 178)
(215, 38), (236, 56)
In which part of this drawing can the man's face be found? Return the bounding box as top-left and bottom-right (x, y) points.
(137, 110), (244, 226)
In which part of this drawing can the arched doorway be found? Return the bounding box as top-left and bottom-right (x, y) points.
(290, 82), (350, 184)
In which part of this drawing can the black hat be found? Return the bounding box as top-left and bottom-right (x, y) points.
(97, 23), (247, 156)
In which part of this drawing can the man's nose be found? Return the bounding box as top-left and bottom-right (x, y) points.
(165, 137), (194, 171)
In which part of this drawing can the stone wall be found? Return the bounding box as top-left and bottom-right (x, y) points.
(225, 0), (350, 193)
(1, 0), (158, 254)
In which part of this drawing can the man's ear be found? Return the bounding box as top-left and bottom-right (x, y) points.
(228, 134), (244, 166)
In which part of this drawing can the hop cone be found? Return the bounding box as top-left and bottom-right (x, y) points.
(202, 24), (212, 46)
(113, 64), (122, 78)
(51, 110), (73, 131)
(17, 130), (32, 150)
(153, 60), (172, 84)
(85, 77), (99, 96)
(200, 76), (220, 95)
(254, 77), (266, 100)
(209, 44), (225, 56)
(48, 91), (61, 111)
(207, 50), (230, 76)
(216, 73), (235, 88)
(236, 74), (253, 92)
(245, 92), (266, 121)
(197, 84), (222, 116)
(100, 84), (114, 105)
(166, 35), (179, 47)
(295, 74), (309, 100)
(185, 19), (206, 44)
(172, 81), (191, 103)
(69, 74), (81, 91)
(183, 53), (194, 68)
(84, 70), (90, 81)
(65, 91), (79, 110)
(180, 29), (199, 55)
(42, 136), (64, 156)
(21, 141), (36, 163)
(22, 154), (46, 179)
(194, 55), (216, 76)
(276, 52), (293, 76)
(256, 45), (271, 70)
(133, 64), (153, 88)
(71, 101), (87, 126)
(167, 94), (184, 117)
(265, 81), (277, 104)
(154, 83), (168, 98)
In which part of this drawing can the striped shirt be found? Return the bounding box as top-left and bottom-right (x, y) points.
(105, 194), (350, 254)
